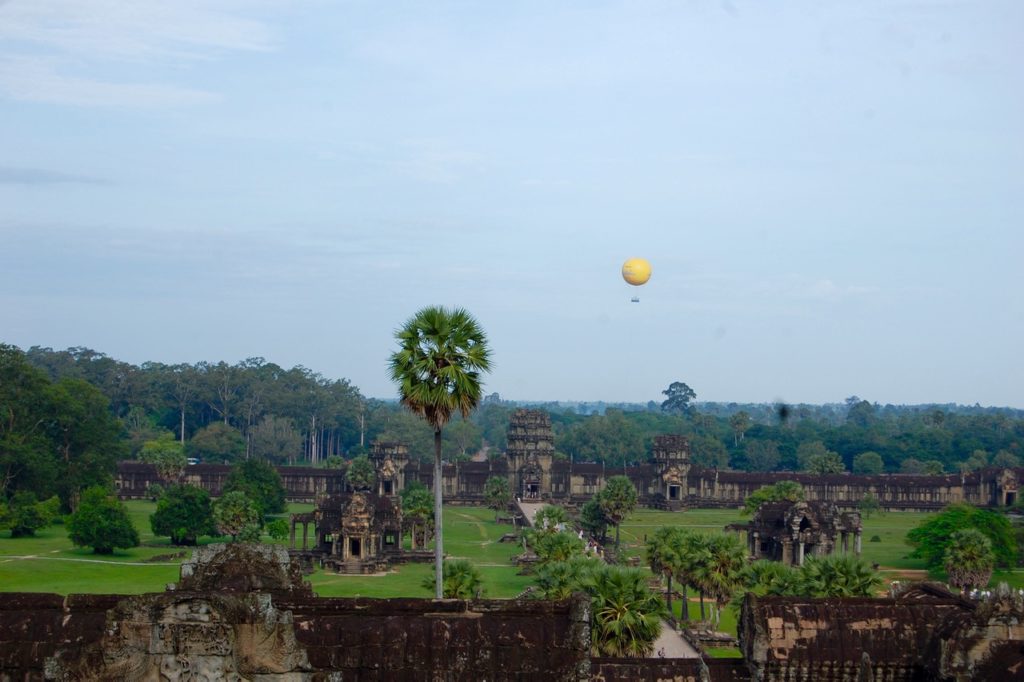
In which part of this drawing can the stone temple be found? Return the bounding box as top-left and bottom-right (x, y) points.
(117, 409), (1024, 514)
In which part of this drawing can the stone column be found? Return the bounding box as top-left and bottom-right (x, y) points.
(782, 539), (793, 565)
(798, 541), (805, 566)
(302, 522), (309, 550)
(752, 532), (761, 558)
(855, 531), (862, 556)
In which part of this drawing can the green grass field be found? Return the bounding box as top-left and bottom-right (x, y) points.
(6, 502), (1018, 602)
(0, 502), (531, 598)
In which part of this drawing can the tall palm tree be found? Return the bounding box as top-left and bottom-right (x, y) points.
(390, 306), (491, 598)
(944, 528), (995, 595)
(646, 526), (684, 619)
(692, 534), (747, 629)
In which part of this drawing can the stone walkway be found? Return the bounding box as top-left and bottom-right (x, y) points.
(650, 621), (700, 658)
(515, 500), (547, 527)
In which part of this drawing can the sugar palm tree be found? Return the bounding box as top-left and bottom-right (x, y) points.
(692, 534), (747, 629)
(944, 528), (995, 595)
(390, 306), (491, 598)
(589, 566), (666, 657)
(646, 526), (685, 619)
(796, 555), (882, 598)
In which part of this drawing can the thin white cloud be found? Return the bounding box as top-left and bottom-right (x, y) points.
(0, 0), (280, 107)
(0, 0), (277, 59)
(0, 57), (218, 108)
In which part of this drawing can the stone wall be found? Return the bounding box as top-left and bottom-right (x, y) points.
(0, 543), (594, 681)
(738, 586), (1024, 681)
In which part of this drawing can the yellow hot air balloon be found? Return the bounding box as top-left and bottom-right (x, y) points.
(621, 258), (652, 286)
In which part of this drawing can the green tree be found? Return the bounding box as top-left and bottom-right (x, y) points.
(531, 529), (585, 565)
(400, 481), (434, 549)
(944, 528), (995, 594)
(249, 415), (302, 464)
(534, 504), (569, 531)
(138, 433), (187, 483)
(0, 492), (60, 537)
(907, 504), (1016, 569)
(598, 476), (638, 549)
(345, 455), (376, 492)
(689, 434), (730, 469)
(805, 450), (846, 474)
(66, 486), (140, 554)
(579, 497), (609, 542)
(661, 381), (697, 415)
(858, 493), (881, 519)
(589, 565), (665, 657)
(744, 440), (780, 472)
(533, 556), (603, 600)
(222, 458), (286, 516)
(150, 484), (216, 546)
(266, 518), (290, 541)
(900, 458), (926, 474)
(962, 449), (989, 471)
(795, 555), (882, 597)
(852, 451), (884, 475)
(389, 306), (491, 599)
(483, 476), (512, 521)
(187, 422), (245, 463)
(729, 411), (752, 447)
(213, 490), (261, 541)
(691, 533), (747, 628)
(646, 526), (686, 618)
(742, 481), (804, 515)
(739, 560), (799, 598)
(993, 451), (1022, 469)
(422, 558), (485, 599)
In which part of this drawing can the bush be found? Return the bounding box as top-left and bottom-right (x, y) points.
(0, 492), (60, 537)
(266, 518), (289, 541)
(870, 535), (881, 543)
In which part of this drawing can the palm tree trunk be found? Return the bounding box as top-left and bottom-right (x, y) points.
(699, 591), (706, 621)
(615, 522), (621, 549)
(666, 574), (674, 622)
(680, 582), (689, 621)
(434, 427), (444, 599)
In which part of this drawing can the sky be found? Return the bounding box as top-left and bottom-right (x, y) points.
(1, 1), (1021, 407)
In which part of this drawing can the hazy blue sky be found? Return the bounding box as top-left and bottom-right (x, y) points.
(1, 1), (1021, 406)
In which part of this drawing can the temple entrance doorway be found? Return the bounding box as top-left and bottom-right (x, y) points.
(349, 538), (361, 558)
(524, 482), (540, 500)
(668, 485), (680, 501)
(1007, 491), (1017, 506)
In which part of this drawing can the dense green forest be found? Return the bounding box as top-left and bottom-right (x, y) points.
(2, 344), (1022, 510)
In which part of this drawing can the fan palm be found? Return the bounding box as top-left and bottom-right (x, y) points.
(944, 528), (995, 594)
(390, 306), (491, 598)
(423, 558), (485, 599)
(691, 534), (747, 629)
(646, 526), (685, 619)
(797, 555), (882, 597)
(590, 566), (666, 657)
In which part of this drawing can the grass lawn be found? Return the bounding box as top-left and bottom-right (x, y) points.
(0, 501), (530, 598)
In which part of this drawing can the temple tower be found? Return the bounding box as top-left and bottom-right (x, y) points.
(652, 435), (690, 506)
(370, 441), (408, 497)
(506, 409), (555, 499)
